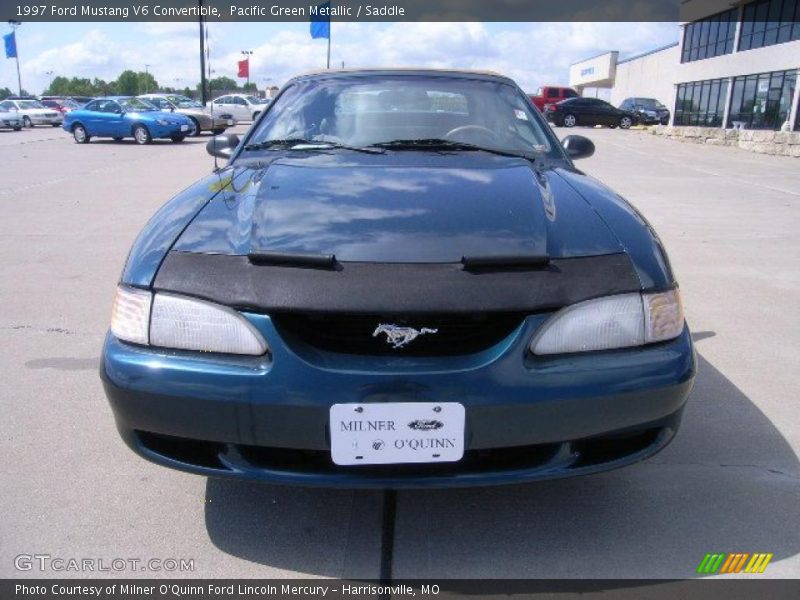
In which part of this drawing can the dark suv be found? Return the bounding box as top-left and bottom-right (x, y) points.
(620, 97), (670, 125)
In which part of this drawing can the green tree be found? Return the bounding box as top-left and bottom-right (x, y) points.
(242, 82), (258, 93)
(115, 70), (141, 95)
(208, 76), (238, 91)
(137, 71), (158, 94)
(0, 87), (13, 100)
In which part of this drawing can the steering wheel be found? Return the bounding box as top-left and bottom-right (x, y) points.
(444, 125), (501, 144)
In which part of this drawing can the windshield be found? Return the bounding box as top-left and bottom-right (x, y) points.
(247, 76), (553, 156)
(18, 100), (45, 109)
(120, 98), (157, 112)
(168, 95), (203, 108)
(245, 95), (263, 105)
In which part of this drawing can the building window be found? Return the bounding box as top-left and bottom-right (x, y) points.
(727, 69), (798, 130)
(681, 9), (737, 63)
(674, 79), (730, 126)
(739, 0), (800, 52)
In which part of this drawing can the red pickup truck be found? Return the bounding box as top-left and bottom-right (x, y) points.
(529, 86), (579, 111)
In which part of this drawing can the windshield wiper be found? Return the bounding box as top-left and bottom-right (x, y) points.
(243, 138), (385, 154)
(371, 138), (535, 161)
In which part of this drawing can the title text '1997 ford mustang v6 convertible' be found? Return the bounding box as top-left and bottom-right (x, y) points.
(101, 69), (696, 488)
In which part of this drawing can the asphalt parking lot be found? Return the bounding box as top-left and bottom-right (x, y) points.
(1, 124), (798, 579)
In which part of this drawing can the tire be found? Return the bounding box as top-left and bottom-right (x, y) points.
(563, 114), (577, 128)
(252, 111), (261, 121)
(609, 125), (618, 129)
(188, 117), (201, 137)
(619, 116), (633, 129)
(72, 124), (90, 144)
(22, 116), (32, 128)
(51, 123), (60, 127)
(212, 128), (225, 135)
(12, 125), (22, 131)
(170, 135), (185, 143)
(133, 124), (151, 145)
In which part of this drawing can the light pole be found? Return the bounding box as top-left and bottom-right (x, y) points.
(45, 70), (53, 92)
(144, 64), (150, 93)
(241, 50), (253, 90)
(7, 20), (22, 96)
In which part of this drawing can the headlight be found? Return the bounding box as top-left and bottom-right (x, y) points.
(530, 290), (684, 355)
(110, 286), (268, 356)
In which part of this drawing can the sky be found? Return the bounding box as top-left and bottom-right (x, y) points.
(0, 21), (680, 95)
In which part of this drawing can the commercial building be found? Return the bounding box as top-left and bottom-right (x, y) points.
(570, 0), (800, 131)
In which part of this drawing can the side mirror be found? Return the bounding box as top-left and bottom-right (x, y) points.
(207, 133), (240, 159)
(561, 135), (595, 160)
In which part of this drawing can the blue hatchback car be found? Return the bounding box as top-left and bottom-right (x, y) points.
(101, 69), (696, 488)
(63, 96), (193, 144)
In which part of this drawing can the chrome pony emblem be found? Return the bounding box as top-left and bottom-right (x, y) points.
(372, 324), (438, 349)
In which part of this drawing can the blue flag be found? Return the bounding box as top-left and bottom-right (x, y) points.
(310, 2), (331, 39)
(4, 32), (17, 59)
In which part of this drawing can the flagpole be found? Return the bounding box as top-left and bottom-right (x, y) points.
(326, 27), (331, 69)
(198, 2), (207, 104)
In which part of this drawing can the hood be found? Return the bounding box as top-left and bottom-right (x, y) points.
(172, 154), (623, 263)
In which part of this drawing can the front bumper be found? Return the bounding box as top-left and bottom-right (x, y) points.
(101, 314), (696, 488)
(149, 122), (191, 138)
(28, 114), (63, 125)
(209, 114), (235, 130)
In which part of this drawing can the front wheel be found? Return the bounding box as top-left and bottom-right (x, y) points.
(619, 116), (633, 129)
(51, 123), (60, 127)
(563, 114), (577, 128)
(72, 124), (90, 144)
(188, 117), (201, 137)
(12, 125), (22, 131)
(252, 111), (260, 121)
(133, 124), (151, 145)
(22, 116), (32, 128)
(170, 135), (185, 143)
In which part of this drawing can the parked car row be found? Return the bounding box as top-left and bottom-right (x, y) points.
(0, 98), (63, 128)
(529, 86), (671, 129)
(1, 93), (269, 144)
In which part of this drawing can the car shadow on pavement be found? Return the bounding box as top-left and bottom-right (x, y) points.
(89, 139), (209, 145)
(204, 333), (800, 578)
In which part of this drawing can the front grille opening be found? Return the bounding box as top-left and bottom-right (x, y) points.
(571, 428), (661, 468)
(239, 441), (562, 476)
(273, 312), (524, 356)
(136, 431), (226, 470)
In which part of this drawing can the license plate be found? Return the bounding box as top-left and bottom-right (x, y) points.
(180, 124), (189, 132)
(227, 119), (234, 126)
(330, 402), (465, 466)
